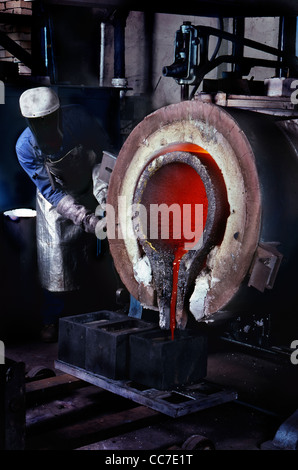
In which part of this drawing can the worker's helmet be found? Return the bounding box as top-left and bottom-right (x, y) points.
(19, 87), (60, 118)
(19, 87), (63, 155)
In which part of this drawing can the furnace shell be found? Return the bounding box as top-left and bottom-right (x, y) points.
(107, 99), (298, 330)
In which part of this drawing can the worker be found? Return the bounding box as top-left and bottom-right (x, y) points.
(16, 87), (113, 342)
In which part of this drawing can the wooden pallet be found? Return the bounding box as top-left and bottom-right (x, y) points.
(55, 360), (238, 419)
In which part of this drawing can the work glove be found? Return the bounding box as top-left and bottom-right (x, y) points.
(56, 194), (101, 234)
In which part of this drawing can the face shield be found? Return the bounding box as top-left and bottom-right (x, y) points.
(27, 109), (63, 155)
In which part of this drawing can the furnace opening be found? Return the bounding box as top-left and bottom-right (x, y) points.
(135, 143), (230, 255)
(140, 161), (208, 252)
(133, 144), (230, 338)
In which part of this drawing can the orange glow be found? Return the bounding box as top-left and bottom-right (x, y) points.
(140, 143), (228, 339)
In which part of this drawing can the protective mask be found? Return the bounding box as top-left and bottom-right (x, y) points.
(27, 109), (63, 155)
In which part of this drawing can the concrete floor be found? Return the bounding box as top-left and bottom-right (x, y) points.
(4, 333), (298, 451)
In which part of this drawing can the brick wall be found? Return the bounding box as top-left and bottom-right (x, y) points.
(0, 0), (32, 76)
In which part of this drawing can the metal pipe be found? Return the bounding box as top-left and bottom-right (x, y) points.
(113, 13), (126, 79)
(99, 22), (105, 87)
(276, 16), (285, 77)
(232, 17), (245, 76)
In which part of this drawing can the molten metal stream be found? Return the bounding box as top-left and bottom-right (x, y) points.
(170, 247), (187, 339)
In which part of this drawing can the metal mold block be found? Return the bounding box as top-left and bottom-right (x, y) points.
(129, 329), (208, 390)
(85, 318), (156, 379)
(58, 310), (128, 369)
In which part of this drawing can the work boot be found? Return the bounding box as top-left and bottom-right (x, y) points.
(41, 324), (58, 343)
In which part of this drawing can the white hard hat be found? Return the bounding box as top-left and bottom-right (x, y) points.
(19, 87), (60, 118)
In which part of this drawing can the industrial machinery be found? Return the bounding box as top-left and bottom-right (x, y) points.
(107, 95), (298, 346)
(107, 18), (298, 351)
(2, 1), (298, 449)
(57, 20), (298, 429)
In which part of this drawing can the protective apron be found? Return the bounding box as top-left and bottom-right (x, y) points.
(36, 144), (100, 292)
